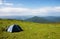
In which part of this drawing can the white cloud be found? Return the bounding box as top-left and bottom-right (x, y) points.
(4, 3), (13, 6)
(0, 7), (30, 12)
(0, 0), (60, 16)
(0, 7), (31, 16)
(32, 7), (60, 13)
(0, 6), (60, 16)
(0, 0), (13, 6)
(0, 0), (3, 4)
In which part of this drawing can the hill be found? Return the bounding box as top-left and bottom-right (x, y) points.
(0, 19), (60, 39)
(44, 16), (60, 22)
(0, 16), (34, 20)
(25, 16), (50, 23)
(25, 16), (60, 23)
(0, 16), (60, 23)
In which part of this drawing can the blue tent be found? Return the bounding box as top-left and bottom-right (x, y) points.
(6, 24), (23, 32)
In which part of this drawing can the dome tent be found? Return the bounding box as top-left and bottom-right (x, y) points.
(6, 24), (23, 32)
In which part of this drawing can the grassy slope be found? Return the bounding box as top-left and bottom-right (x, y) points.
(0, 19), (60, 39)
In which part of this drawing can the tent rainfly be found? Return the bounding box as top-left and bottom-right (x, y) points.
(6, 24), (23, 32)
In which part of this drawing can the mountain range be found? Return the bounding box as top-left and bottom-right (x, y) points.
(0, 16), (34, 20)
(0, 16), (60, 23)
(25, 16), (60, 23)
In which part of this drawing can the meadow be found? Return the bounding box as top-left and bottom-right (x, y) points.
(0, 19), (60, 39)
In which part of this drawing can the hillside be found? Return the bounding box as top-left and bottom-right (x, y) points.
(25, 16), (49, 23)
(44, 16), (60, 22)
(0, 19), (60, 39)
(25, 16), (60, 23)
(0, 16), (60, 23)
(0, 16), (34, 20)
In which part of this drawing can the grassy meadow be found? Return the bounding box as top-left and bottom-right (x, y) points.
(0, 19), (60, 39)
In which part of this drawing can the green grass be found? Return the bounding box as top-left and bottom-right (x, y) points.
(0, 19), (60, 39)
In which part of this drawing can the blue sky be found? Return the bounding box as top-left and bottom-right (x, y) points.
(5, 0), (60, 8)
(0, 0), (60, 16)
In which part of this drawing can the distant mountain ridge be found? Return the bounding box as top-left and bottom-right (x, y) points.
(25, 16), (60, 23)
(25, 16), (49, 23)
(0, 16), (60, 23)
(0, 16), (34, 20)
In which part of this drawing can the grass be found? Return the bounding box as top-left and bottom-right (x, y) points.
(0, 19), (60, 39)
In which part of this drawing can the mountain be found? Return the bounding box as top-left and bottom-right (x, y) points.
(0, 16), (34, 20)
(25, 16), (60, 23)
(0, 16), (60, 23)
(25, 16), (50, 23)
(44, 16), (60, 22)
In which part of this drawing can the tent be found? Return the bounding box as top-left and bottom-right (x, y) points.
(6, 24), (23, 32)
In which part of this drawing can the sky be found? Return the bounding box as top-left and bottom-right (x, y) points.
(0, 0), (60, 16)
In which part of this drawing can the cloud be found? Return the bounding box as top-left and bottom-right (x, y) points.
(0, 0), (60, 16)
(32, 7), (60, 13)
(31, 7), (60, 16)
(0, 7), (31, 16)
(3, 3), (13, 6)
(0, 7), (30, 12)
(0, 0), (13, 6)
(0, 0), (3, 4)
(0, 6), (60, 16)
